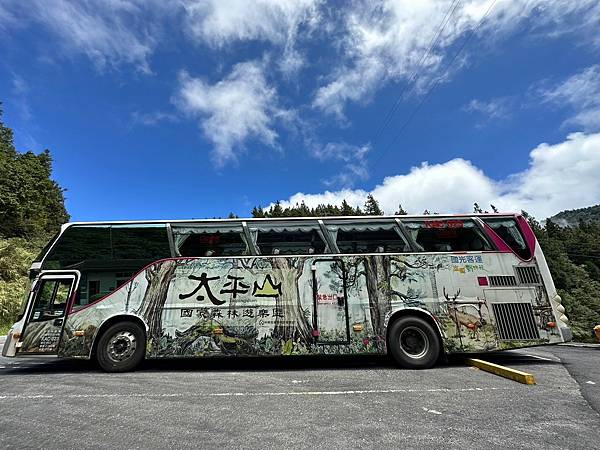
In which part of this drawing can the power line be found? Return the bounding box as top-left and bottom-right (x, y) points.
(371, 0), (498, 169)
(370, 0), (462, 145)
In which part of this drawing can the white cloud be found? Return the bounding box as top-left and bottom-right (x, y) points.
(182, 0), (320, 46)
(541, 65), (600, 131)
(495, 132), (600, 216)
(11, 74), (32, 122)
(174, 61), (289, 166)
(313, 0), (600, 117)
(11, 74), (27, 95)
(131, 111), (178, 127)
(311, 142), (371, 188)
(275, 132), (600, 219)
(182, 0), (320, 77)
(0, 0), (162, 72)
(0, 4), (16, 32)
(464, 97), (511, 121)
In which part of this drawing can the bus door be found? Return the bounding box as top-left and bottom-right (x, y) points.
(17, 273), (79, 355)
(312, 259), (350, 344)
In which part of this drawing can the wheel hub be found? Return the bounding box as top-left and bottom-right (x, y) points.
(107, 331), (137, 362)
(399, 326), (429, 359)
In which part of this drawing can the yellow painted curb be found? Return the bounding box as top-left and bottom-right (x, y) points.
(466, 358), (536, 385)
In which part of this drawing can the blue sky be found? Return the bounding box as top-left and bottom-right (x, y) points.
(1, 0), (599, 221)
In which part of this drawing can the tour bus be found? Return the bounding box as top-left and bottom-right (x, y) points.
(2, 213), (571, 372)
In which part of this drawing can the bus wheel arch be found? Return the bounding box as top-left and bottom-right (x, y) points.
(386, 309), (443, 369)
(93, 315), (147, 372)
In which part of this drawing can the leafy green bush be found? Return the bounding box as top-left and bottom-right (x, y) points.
(0, 238), (40, 328)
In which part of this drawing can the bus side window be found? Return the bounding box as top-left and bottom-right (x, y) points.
(331, 223), (409, 254)
(111, 226), (171, 261)
(255, 227), (326, 255)
(42, 225), (171, 270)
(177, 232), (247, 257)
(172, 226), (249, 257)
(402, 219), (493, 252)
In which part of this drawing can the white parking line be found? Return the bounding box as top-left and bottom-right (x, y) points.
(525, 354), (557, 362)
(0, 386), (513, 402)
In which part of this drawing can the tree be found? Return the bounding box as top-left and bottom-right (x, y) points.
(0, 238), (37, 326)
(0, 106), (69, 239)
(340, 199), (355, 216)
(363, 194), (383, 215)
(252, 197), (371, 218)
(251, 206), (265, 218)
(271, 201), (284, 217)
(395, 204), (407, 215)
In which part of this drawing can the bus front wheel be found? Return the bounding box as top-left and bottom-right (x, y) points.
(388, 316), (440, 369)
(96, 321), (145, 372)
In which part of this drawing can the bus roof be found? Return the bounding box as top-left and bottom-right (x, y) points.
(62, 213), (522, 229)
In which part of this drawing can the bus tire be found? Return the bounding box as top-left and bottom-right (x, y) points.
(96, 321), (145, 372)
(388, 316), (440, 369)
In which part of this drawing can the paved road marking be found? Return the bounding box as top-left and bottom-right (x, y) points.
(0, 386), (513, 402)
(525, 354), (556, 362)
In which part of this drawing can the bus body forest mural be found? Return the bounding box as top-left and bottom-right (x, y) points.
(51, 249), (563, 359)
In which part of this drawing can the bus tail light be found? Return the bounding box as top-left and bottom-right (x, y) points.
(477, 276), (489, 286)
(547, 322), (556, 328)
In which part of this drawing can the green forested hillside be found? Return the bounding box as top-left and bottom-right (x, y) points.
(531, 216), (600, 341)
(0, 106), (598, 341)
(551, 204), (600, 227)
(0, 106), (69, 332)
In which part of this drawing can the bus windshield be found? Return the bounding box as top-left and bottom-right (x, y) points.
(33, 232), (59, 263)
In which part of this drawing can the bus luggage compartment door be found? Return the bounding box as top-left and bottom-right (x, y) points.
(312, 259), (350, 344)
(17, 273), (78, 355)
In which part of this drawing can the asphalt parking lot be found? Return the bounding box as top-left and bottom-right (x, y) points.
(0, 340), (598, 449)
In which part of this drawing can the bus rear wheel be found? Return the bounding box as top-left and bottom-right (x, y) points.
(96, 321), (145, 372)
(388, 316), (440, 369)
